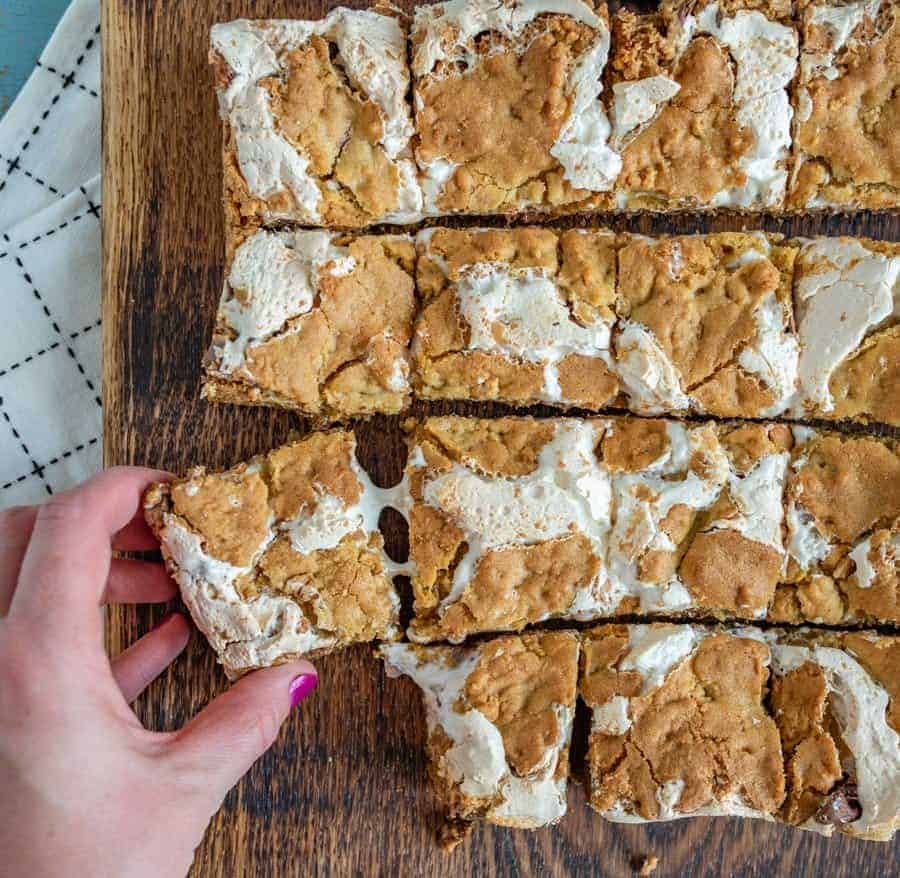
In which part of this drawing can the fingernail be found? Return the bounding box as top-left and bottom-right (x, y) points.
(289, 673), (318, 709)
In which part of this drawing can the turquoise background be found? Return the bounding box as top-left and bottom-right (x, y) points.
(0, 0), (71, 114)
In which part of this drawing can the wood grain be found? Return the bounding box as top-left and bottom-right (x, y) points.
(102, 1), (900, 874)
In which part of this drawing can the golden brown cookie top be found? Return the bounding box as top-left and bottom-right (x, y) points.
(789, 0), (899, 209)
(412, 0), (614, 214)
(582, 625), (785, 819)
(379, 630), (579, 829)
(205, 229), (415, 419)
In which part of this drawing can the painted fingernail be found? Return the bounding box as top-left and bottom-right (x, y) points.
(289, 673), (318, 709)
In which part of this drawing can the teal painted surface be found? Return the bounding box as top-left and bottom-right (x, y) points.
(0, 0), (71, 115)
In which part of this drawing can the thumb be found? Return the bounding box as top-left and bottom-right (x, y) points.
(167, 660), (317, 804)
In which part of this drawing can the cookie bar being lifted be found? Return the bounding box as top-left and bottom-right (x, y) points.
(203, 229), (416, 419)
(788, 0), (899, 209)
(582, 624), (900, 841)
(411, 0), (618, 216)
(144, 431), (403, 679)
(404, 416), (900, 642)
(608, 0), (798, 210)
(413, 227), (620, 409)
(211, 10), (422, 233)
(380, 630), (579, 847)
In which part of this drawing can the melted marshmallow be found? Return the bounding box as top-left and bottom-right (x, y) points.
(412, 0), (619, 197)
(216, 229), (354, 372)
(771, 640), (900, 838)
(792, 239), (899, 414)
(689, 4), (798, 207)
(382, 643), (572, 826)
(450, 260), (613, 402)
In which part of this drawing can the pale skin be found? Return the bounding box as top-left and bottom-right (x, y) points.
(0, 467), (318, 878)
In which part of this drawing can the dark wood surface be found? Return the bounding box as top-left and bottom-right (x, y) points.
(102, 1), (899, 874)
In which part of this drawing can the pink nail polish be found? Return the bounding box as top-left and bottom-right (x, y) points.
(289, 673), (318, 708)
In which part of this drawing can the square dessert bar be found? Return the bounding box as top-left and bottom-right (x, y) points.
(608, 0), (798, 210)
(790, 237), (899, 426)
(788, 0), (899, 209)
(614, 231), (799, 418)
(581, 624), (900, 841)
(413, 226), (620, 409)
(202, 228), (416, 419)
(210, 10), (422, 233)
(777, 427), (899, 626)
(410, 0), (617, 216)
(404, 416), (900, 642)
(144, 431), (405, 679)
(380, 630), (579, 847)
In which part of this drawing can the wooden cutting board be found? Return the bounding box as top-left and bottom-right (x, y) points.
(102, 1), (899, 874)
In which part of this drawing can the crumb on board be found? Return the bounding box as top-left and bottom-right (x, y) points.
(636, 854), (659, 875)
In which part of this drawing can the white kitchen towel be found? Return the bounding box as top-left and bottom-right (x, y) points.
(0, 0), (102, 508)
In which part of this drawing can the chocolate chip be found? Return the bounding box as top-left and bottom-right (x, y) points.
(816, 780), (862, 826)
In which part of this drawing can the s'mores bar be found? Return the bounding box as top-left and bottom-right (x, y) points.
(608, 0), (798, 210)
(202, 229), (416, 418)
(410, 0), (618, 217)
(582, 624), (900, 841)
(380, 630), (579, 846)
(778, 428), (900, 626)
(412, 227), (620, 409)
(211, 10), (422, 233)
(788, 0), (899, 209)
(789, 238), (899, 426)
(614, 232), (799, 418)
(144, 431), (404, 678)
(404, 416), (900, 641)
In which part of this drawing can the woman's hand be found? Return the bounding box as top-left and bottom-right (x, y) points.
(0, 467), (317, 877)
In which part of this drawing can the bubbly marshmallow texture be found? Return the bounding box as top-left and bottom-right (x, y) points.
(381, 643), (572, 827)
(216, 229), (354, 372)
(211, 12), (421, 223)
(411, 418), (801, 630)
(803, 0), (881, 81)
(712, 452), (790, 551)
(850, 533), (899, 589)
(610, 76), (681, 145)
(411, 0), (606, 75)
(422, 420), (612, 619)
(439, 253), (613, 402)
(549, 31), (620, 192)
(689, 4), (798, 208)
(737, 294), (801, 416)
(614, 321), (693, 414)
(164, 520), (337, 669)
(792, 239), (900, 414)
(606, 422), (731, 609)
